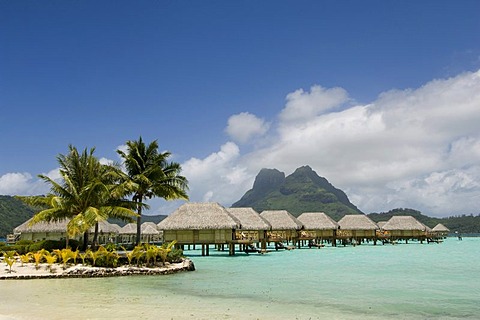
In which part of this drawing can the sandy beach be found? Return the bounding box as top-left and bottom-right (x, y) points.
(0, 258), (194, 280)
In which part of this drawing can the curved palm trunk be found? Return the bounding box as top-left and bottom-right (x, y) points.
(135, 199), (143, 246)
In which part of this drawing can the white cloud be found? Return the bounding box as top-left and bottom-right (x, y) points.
(225, 112), (270, 144)
(3, 70), (480, 218)
(279, 85), (349, 124)
(181, 142), (254, 207)
(179, 69), (480, 217)
(0, 169), (60, 196)
(0, 172), (34, 195)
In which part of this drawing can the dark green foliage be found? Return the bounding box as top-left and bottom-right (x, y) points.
(0, 195), (37, 238)
(167, 248), (184, 263)
(368, 208), (437, 225)
(27, 239), (80, 252)
(15, 239), (34, 246)
(94, 252), (119, 268)
(233, 166), (362, 219)
(441, 214), (480, 234)
(368, 208), (480, 233)
(104, 242), (117, 252)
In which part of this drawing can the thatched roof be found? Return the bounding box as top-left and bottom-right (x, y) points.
(337, 215), (379, 230)
(377, 221), (388, 230)
(297, 212), (338, 230)
(120, 223), (137, 234)
(142, 222), (159, 232)
(119, 222), (159, 235)
(14, 218), (120, 234)
(226, 207), (271, 230)
(260, 210), (303, 230)
(382, 216), (426, 231)
(14, 218), (68, 233)
(432, 223), (450, 232)
(142, 224), (160, 235)
(93, 221), (121, 234)
(158, 202), (241, 230)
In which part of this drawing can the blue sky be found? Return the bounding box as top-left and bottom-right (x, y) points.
(1, 1), (480, 217)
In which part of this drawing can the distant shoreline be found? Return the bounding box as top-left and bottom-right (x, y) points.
(0, 258), (195, 280)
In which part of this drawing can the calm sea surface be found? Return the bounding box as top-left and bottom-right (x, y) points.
(1, 237), (479, 320)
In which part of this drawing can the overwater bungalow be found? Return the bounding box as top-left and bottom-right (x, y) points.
(226, 207), (271, 251)
(432, 223), (450, 239)
(297, 212), (339, 247)
(260, 210), (303, 248)
(337, 214), (379, 245)
(13, 218), (120, 245)
(381, 216), (427, 243)
(119, 222), (161, 244)
(158, 202), (240, 256)
(375, 221), (389, 239)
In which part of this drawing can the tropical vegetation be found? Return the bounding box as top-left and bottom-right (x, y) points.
(1, 241), (182, 274)
(117, 137), (189, 245)
(17, 145), (138, 250)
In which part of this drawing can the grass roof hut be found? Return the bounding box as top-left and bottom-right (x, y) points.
(119, 222), (160, 244)
(158, 202), (240, 256)
(432, 223), (450, 239)
(337, 214), (379, 245)
(260, 210), (303, 247)
(226, 207), (271, 251)
(382, 216), (427, 243)
(13, 218), (120, 245)
(297, 212), (339, 247)
(14, 218), (69, 242)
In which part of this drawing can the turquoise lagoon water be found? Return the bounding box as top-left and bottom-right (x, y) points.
(1, 238), (479, 320)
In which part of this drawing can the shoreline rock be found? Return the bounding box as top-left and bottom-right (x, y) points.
(0, 258), (195, 280)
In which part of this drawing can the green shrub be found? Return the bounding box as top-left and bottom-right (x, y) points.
(167, 248), (184, 263)
(27, 239), (81, 252)
(104, 242), (117, 252)
(16, 239), (34, 246)
(7, 244), (30, 254)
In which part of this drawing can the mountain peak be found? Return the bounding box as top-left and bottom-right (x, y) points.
(232, 165), (362, 219)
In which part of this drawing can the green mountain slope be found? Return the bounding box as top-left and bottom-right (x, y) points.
(232, 165), (362, 220)
(0, 195), (37, 238)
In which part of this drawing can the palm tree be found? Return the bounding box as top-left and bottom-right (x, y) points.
(117, 137), (189, 245)
(19, 145), (138, 249)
